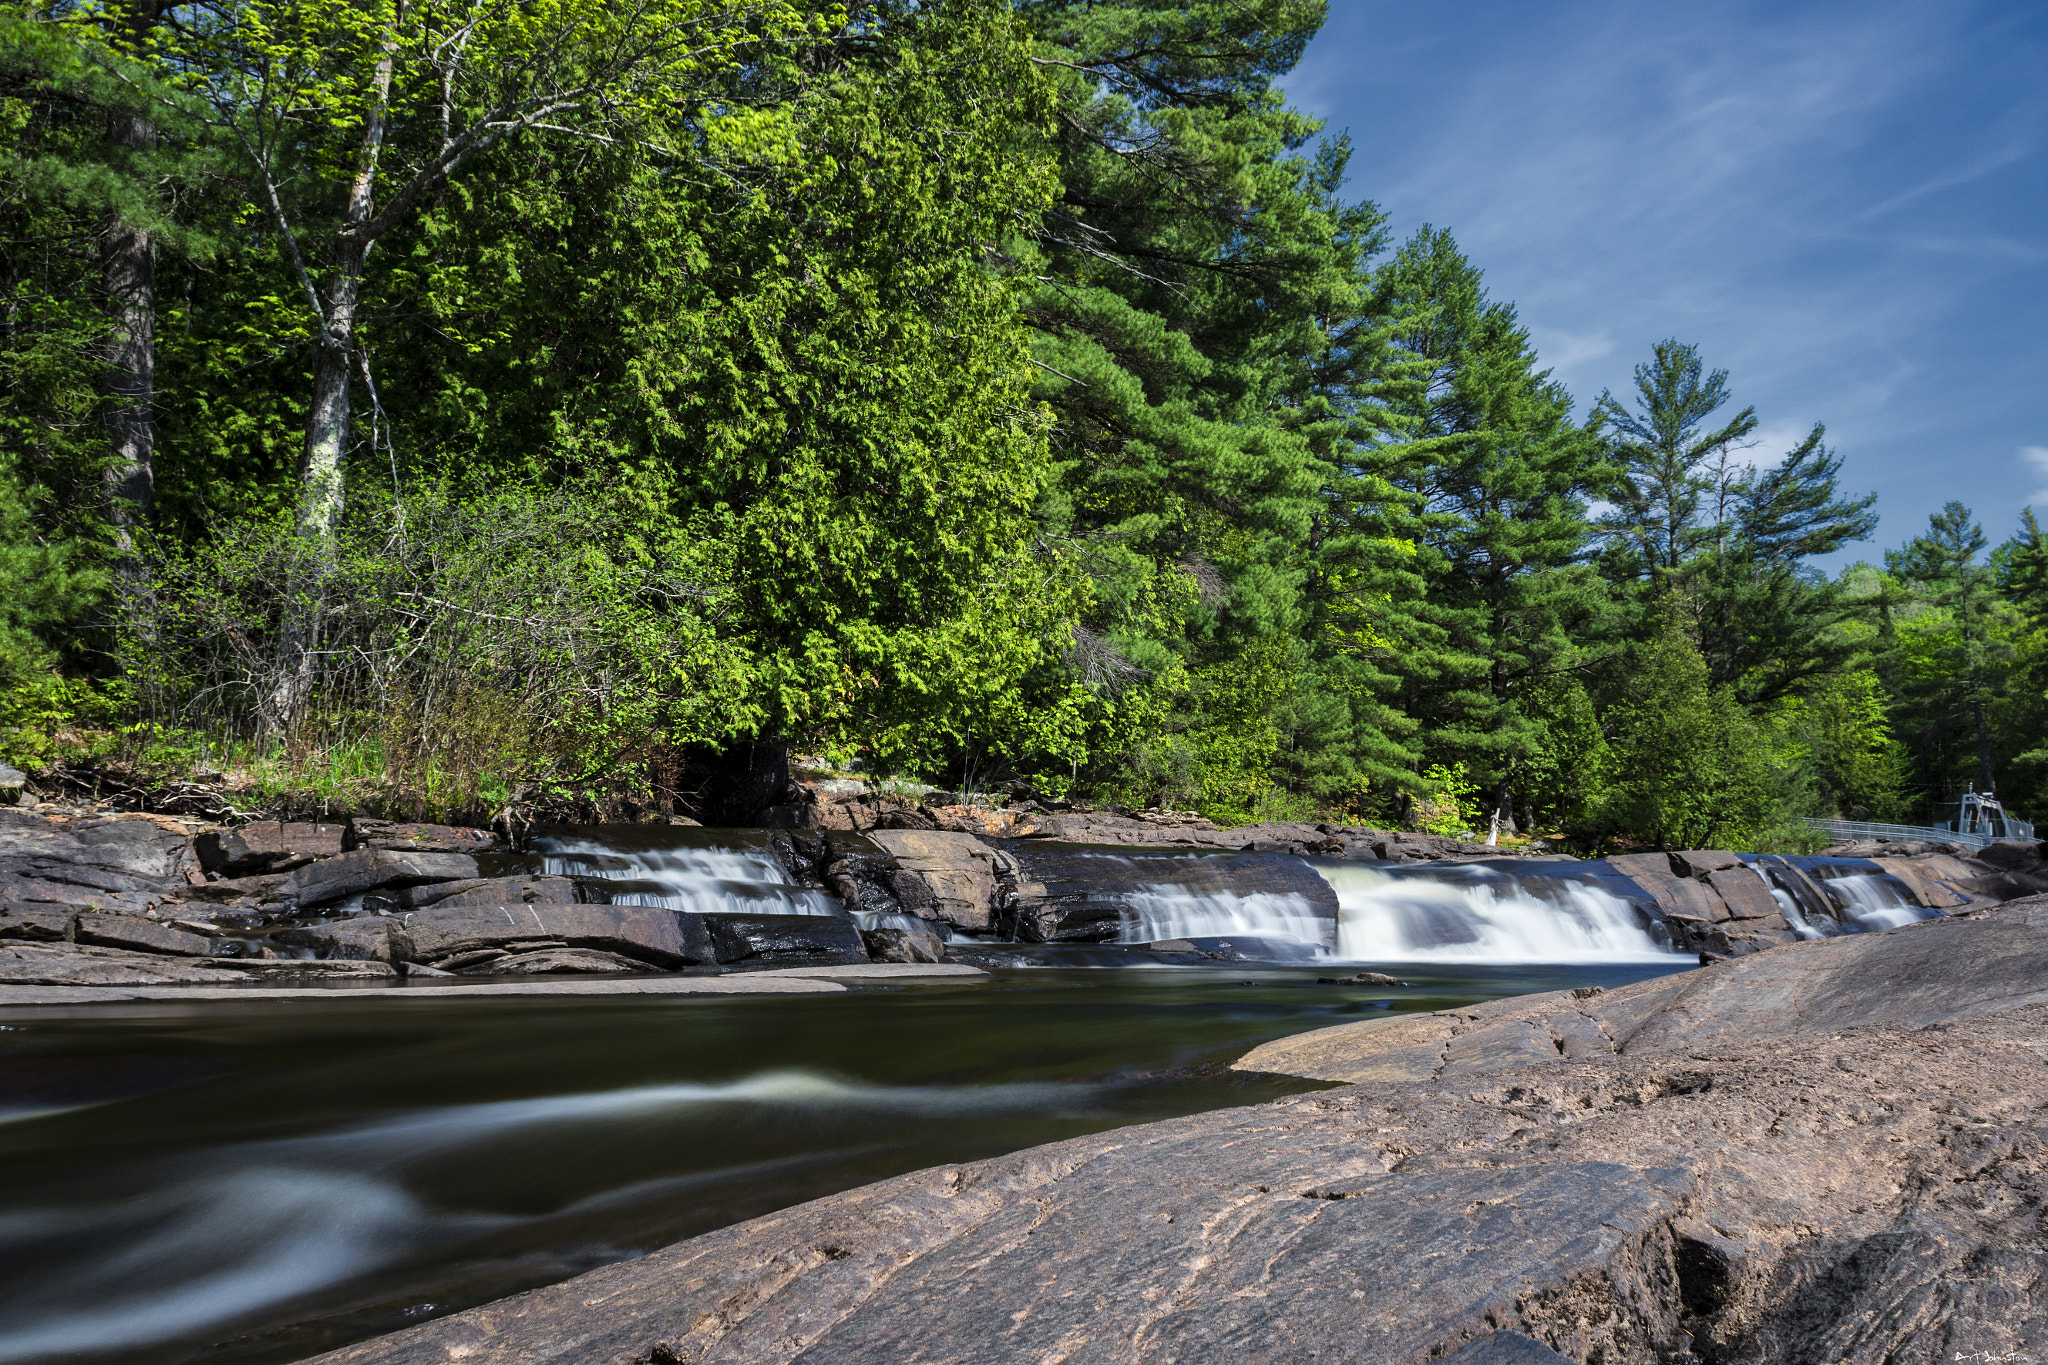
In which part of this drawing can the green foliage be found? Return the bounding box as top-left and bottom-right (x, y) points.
(1598, 602), (1776, 848)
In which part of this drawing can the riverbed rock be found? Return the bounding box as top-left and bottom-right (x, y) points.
(860, 919), (949, 964)
(278, 916), (401, 963)
(179, 872), (292, 906)
(394, 902), (714, 968)
(287, 849), (480, 907)
(195, 821), (344, 877)
(863, 830), (1000, 932)
(365, 875), (577, 912)
(1869, 855), (1973, 909)
(0, 903), (74, 942)
(73, 913), (212, 956)
(464, 946), (652, 975)
(708, 913), (870, 969)
(0, 940), (246, 985)
(345, 818), (499, 855)
(313, 904), (2048, 1365)
(1703, 866), (1778, 919)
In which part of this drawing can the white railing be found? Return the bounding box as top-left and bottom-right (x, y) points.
(1802, 817), (2034, 852)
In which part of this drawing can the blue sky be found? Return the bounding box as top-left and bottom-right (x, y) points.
(1283, 0), (2048, 570)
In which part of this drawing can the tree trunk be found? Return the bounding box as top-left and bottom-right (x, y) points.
(99, 112), (155, 568)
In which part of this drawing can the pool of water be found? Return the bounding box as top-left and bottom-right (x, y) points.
(0, 959), (1690, 1365)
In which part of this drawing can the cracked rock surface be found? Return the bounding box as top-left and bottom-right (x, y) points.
(310, 905), (2048, 1365)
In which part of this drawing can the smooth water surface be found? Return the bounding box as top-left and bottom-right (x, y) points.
(0, 961), (1689, 1365)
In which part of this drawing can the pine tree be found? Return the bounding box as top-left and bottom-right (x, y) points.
(1887, 502), (2011, 805)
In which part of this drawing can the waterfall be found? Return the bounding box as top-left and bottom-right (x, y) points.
(1747, 865), (1825, 938)
(1116, 888), (1330, 949)
(533, 837), (840, 917)
(1319, 863), (1680, 964)
(1819, 873), (1931, 931)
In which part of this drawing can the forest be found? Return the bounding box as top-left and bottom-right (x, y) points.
(2, 0), (2043, 848)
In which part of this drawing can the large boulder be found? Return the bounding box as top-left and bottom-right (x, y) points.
(862, 830), (1000, 932)
(195, 821), (345, 877)
(392, 902), (714, 968)
(278, 916), (403, 963)
(365, 876), (578, 913)
(860, 918), (949, 964)
(287, 849), (479, 907)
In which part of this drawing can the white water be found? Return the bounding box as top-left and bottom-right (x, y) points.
(0, 1071), (1102, 1360)
(1321, 864), (1682, 964)
(536, 839), (839, 916)
(1116, 887), (1330, 948)
(1821, 873), (1930, 931)
(1749, 865), (1825, 938)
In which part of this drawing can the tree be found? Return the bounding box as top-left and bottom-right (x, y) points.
(1599, 599), (1774, 848)
(1592, 339), (1757, 579)
(1365, 227), (1612, 836)
(1887, 501), (2008, 801)
(167, 0), (821, 730)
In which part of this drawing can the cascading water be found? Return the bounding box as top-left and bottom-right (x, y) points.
(1115, 888), (1330, 949)
(1748, 865), (1824, 938)
(533, 837), (839, 917)
(1318, 863), (1682, 964)
(1820, 873), (1931, 931)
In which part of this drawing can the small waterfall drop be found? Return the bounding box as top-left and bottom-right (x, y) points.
(1748, 865), (1824, 938)
(1820, 873), (1930, 931)
(533, 837), (839, 917)
(1116, 887), (1329, 948)
(1321, 863), (1681, 964)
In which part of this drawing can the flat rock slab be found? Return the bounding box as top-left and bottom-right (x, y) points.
(0, 975), (845, 1005)
(746, 963), (989, 979)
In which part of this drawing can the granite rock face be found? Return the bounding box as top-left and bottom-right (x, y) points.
(311, 906), (2048, 1365)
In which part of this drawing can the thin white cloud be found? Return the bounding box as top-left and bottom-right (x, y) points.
(2021, 446), (2048, 509)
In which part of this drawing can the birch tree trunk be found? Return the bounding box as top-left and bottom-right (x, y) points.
(99, 112), (155, 570)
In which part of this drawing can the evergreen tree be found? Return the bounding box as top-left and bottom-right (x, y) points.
(1887, 501), (2010, 805)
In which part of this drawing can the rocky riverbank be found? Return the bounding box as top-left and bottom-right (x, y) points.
(304, 894), (2048, 1365)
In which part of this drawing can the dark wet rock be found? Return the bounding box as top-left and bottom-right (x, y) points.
(73, 913), (212, 956)
(708, 913), (869, 969)
(1319, 970), (1412, 987)
(365, 876), (578, 913)
(195, 821), (344, 877)
(345, 818), (498, 855)
(1172, 934), (1325, 963)
(467, 946), (653, 975)
(1976, 839), (2045, 870)
(1002, 844), (1338, 945)
(287, 849), (479, 907)
(860, 918), (948, 964)
(180, 872), (292, 906)
(0, 940), (246, 985)
(279, 916), (400, 963)
(862, 830), (999, 932)
(395, 902), (714, 968)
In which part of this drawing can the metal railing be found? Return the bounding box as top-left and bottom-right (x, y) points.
(1802, 817), (2035, 852)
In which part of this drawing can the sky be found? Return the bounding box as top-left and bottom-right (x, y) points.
(1282, 0), (2048, 571)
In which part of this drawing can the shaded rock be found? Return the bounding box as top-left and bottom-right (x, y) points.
(345, 819), (498, 855)
(860, 919), (948, 964)
(1669, 849), (1745, 878)
(1318, 971), (1412, 987)
(209, 958), (398, 979)
(396, 902), (714, 968)
(181, 872), (291, 906)
(278, 917), (399, 963)
(1976, 839), (2045, 870)
(464, 947), (653, 975)
(708, 914), (869, 969)
(74, 913), (213, 956)
(288, 849), (479, 907)
(1870, 856), (1972, 909)
(195, 821), (344, 877)
(0, 904), (73, 942)
(0, 940), (245, 985)
(1442, 1332), (1575, 1364)
(1705, 866), (1779, 920)
(365, 876), (577, 912)
(863, 830), (999, 932)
